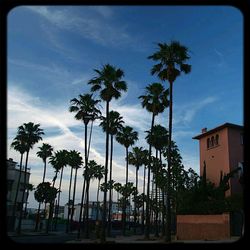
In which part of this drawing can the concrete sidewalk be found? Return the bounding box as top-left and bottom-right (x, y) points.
(66, 235), (241, 244)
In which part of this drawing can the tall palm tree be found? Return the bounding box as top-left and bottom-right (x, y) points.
(148, 41), (191, 242)
(128, 146), (145, 231)
(69, 93), (101, 238)
(10, 136), (27, 230)
(99, 110), (124, 236)
(48, 150), (68, 233)
(116, 125), (138, 235)
(24, 183), (34, 218)
(67, 150), (83, 232)
(88, 64), (127, 242)
(146, 125), (168, 237)
(141, 148), (149, 233)
(93, 164), (105, 222)
(16, 122), (44, 234)
(82, 160), (97, 238)
(35, 143), (53, 231)
(53, 149), (68, 227)
(139, 82), (169, 239)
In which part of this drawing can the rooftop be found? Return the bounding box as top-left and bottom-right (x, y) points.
(192, 122), (243, 140)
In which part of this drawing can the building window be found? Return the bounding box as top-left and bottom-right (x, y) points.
(207, 134), (219, 149)
(211, 136), (214, 147)
(207, 138), (210, 149)
(215, 134), (219, 145)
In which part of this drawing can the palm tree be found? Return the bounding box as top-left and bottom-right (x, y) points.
(116, 126), (138, 235)
(146, 125), (168, 237)
(82, 160), (98, 238)
(128, 146), (145, 232)
(16, 122), (44, 234)
(24, 183), (34, 218)
(67, 150), (83, 232)
(34, 182), (58, 223)
(35, 143), (53, 231)
(88, 64), (127, 242)
(10, 136), (27, 230)
(141, 149), (149, 233)
(93, 164), (105, 222)
(148, 41), (191, 242)
(99, 110), (124, 236)
(48, 150), (68, 233)
(69, 93), (101, 238)
(139, 82), (169, 239)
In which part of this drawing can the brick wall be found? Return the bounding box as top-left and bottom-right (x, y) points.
(176, 214), (230, 240)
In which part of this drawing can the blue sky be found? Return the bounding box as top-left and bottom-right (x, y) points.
(7, 5), (243, 208)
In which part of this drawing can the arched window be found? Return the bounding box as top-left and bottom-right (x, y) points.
(207, 138), (210, 149)
(215, 134), (219, 145)
(211, 136), (214, 147)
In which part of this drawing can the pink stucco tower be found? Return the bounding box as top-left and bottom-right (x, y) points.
(193, 123), (243, 196)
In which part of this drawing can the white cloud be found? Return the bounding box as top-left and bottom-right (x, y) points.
(7, 85), (150, 208)
(24, 6), (143, 50)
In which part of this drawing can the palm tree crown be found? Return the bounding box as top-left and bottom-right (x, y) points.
(88, 64), (127, 102)
(128, 146), (145, 170)
(148, 41), (191, 82)
(116, 126), (138, 149)
(37, 143), (53, 163)
(69, 93), (101, 125)
(16, 122), (44, 150)
(139, 82), (169, 116)
(99, 110), (124, 135)
(49, 150), (68, 182)
(67, 150), (83, 169)
(145, 125), (169, 151)
(11, 136), (27, 155)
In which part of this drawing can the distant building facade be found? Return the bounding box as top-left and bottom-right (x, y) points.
(63, 201), (131, 222)
(193, 123), (243, 196)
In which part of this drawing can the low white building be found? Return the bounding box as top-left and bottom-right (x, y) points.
(7, 158), (31, 230)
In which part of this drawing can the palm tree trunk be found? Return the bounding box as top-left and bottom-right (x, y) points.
(134, 166), (138, 234)
(17, 150), (29, 234)
(108, 134), (113, 236)
(160, 150), (165, 236)
(141, 164), (146, 233)
(12, 153), (23, 231)
(166, 81), (173, 242)
(122, 147), (129, 236)
(155, 150), (159, 237)
(77, 122), (89, 239)
(96, 179), (100, 221)
(85, 175), (91, 238)
(70, 168), (78, 231)
(145, 113), (155, 239)
(101, 101), (109, 242)
(54, 166), (64, 231)
(77, 169), (86, 239)
(87, 119), (94, 159)
(35, 160), (47, 231)
(46, 171), (58, 234)
(24, 190), (30, 219)
(66, 167), (73, 233)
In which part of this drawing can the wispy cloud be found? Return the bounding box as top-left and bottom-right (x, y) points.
(25, 6), (142, 50)
(174, 96), (218, 126)
(214, 48), (226, 68)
